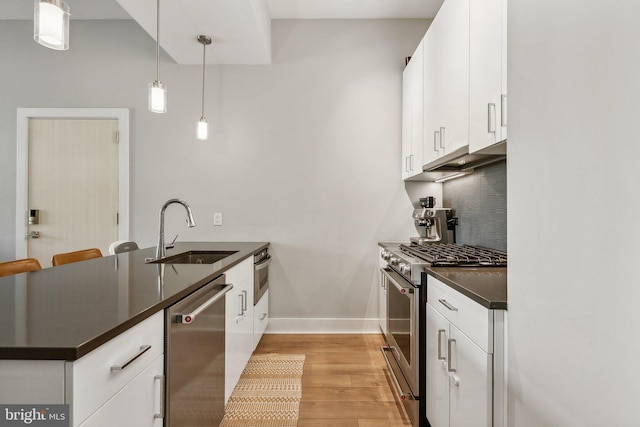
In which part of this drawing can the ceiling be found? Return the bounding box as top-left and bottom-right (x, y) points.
(3, 0), (442, 64)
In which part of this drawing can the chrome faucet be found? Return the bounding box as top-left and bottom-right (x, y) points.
(156, 199), (196, 260)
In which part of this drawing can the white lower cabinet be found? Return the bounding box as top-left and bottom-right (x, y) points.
(0, 311), (165, 427)
(253, 289), (269, 351)
(427, 305), (492, 427)
(78, 355), (164, 427)
(224, 257), (254, 403)
(70, 312), (164, 425)
(426, 276), (504, 427)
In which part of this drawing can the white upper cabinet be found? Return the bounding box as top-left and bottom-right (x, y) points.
(402, 0), (507, 181)
(402, 39), (425, 180)
(469, 0), (508, 152)
(424, 0), (470, 160)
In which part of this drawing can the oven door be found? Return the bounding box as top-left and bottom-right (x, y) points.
(380, 267), (420, 426)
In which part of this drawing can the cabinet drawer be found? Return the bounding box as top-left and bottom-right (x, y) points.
(427, 276), (494, 353)
(225, 257), (253, 286)
(70, 311), (164, 425)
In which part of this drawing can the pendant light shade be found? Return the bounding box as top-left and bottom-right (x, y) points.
(34, 0), (70, 51)
(196, 35), (212, 140)
(196, 118), (208, 140)
(149, 81), (167, 113)
(148, 0), (167, 113)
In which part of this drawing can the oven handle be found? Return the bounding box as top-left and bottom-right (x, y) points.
(254, 255), (271, 270)
(381, 268), (414, 295)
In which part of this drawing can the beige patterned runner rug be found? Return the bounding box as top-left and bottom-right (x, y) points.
(220, 354), (306, 427)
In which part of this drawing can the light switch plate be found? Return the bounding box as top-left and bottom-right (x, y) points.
(213, 212), (223, 226)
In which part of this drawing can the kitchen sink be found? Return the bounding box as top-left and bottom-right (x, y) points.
(148, 250), (238, 264)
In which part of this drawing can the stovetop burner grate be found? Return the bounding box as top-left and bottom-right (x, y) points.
(400, 243), (507, 267)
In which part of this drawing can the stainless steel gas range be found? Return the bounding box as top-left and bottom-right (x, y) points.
(379, 242), (507, 427)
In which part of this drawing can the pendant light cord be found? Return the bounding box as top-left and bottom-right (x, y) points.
(201, 40), (206, 119)
(156, 0), (160, 82)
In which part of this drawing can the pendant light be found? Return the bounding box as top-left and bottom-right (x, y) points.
(148, 0), (167, 113)
(34, 0), (70, 51)
(196, 35), (212, 140)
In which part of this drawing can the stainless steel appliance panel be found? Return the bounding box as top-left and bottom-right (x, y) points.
(254, 248), (270, 305)
(381, 267), (421, 426)
(166, 274), (232, 427)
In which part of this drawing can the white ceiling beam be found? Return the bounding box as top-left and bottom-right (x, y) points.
(115, 0), (272, 65)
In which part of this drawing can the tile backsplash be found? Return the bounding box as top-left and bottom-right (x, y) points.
(442, 160), (506, 251)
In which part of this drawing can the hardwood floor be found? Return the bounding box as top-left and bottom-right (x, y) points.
(254, 333), (412, 427)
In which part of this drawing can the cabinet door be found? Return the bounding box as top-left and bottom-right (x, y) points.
(423, 28), (441, 165)
(426, 304), (450, 427)
(253, 289), (269, 351)
(438, 0), (470, 155)
(470, 0), (507, 151)
(78, 355), (164, 427)
(448, 324), (493, 427)
(402, 40), (424, 180)
(225, 259), (254, 403)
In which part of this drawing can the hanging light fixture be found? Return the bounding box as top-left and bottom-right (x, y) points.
(34, 0), (70, 51)
(148, 0), (167, 113)
(196, 35), (212, 140)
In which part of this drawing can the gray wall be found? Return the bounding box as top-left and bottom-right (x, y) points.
(508, 0), (640, 425)
(0, 19), (429, 328)
(443, 161), (506, 251)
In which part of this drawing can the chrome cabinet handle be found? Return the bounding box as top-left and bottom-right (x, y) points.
(153, 374), (165, 419)
(433, 130), (439, 152)
(111, 345), (151, 371)
(237, 294), (244, 317)
(488, 103), (496, 133)
(437, 329), (446, 361)
(438, 299), (458, 311)
(242, 290), (248, 312)
(447, 338), (456, 373)
(410, 154), (414, 172)
(405, 156), (411, 172)
(177, 284), (234, 324)
(501, 94), (507, 127)
(439, 127), (445, 150)
(259, 313), (267, 321)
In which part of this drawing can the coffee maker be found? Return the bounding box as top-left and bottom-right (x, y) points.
(410, 197), (456, 244)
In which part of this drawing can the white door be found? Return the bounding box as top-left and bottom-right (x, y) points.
(27, 119), (119, 267)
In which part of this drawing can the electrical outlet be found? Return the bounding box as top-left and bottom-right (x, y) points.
(213, 212), (223, 226)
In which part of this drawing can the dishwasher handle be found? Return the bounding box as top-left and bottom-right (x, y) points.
(176, 284), (234, 324)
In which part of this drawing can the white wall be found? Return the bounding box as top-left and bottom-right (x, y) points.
(508, 1), (640, 425)
(0, 19), (432, 330)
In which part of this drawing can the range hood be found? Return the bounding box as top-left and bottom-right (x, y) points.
(406, 140), (506, 182)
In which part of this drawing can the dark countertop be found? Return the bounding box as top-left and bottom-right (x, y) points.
(0, 242), (268, 361)
(378, 242), (507, 310)
(425, 267), (507, 310)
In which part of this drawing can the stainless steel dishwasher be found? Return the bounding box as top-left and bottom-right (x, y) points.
(165, 274), (233, 427)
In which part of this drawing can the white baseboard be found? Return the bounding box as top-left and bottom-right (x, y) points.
(265, 318), (381, 334)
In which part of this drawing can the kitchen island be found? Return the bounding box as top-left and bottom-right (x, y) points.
(0, 242), (268, 427)
(0, 241), (268, 360)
